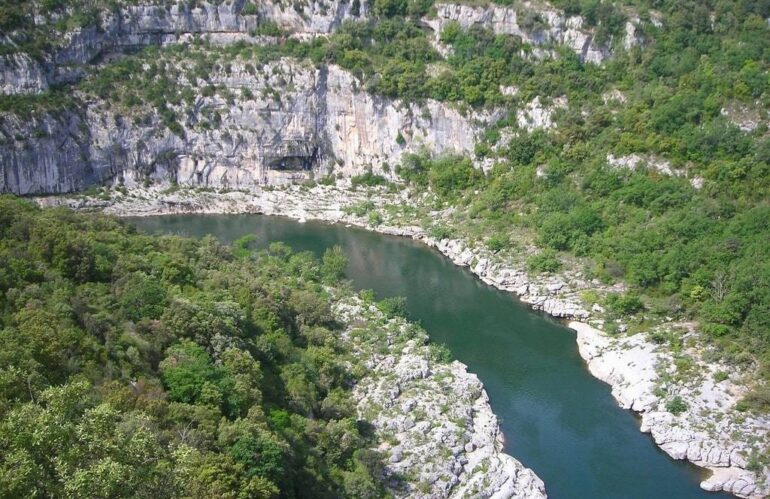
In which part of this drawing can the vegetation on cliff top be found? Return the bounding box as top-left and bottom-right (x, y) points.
(0, 196), (387, 498)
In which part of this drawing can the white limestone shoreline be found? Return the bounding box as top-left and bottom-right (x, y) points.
(336, 298), (546, 498)
(38, 184), (770, 498)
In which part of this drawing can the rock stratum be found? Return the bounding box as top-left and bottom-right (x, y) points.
(1, 0), (640, 97)
(0, 0), (358, 96)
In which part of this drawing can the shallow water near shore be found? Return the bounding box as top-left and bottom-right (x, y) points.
(132, 213), (728, 499)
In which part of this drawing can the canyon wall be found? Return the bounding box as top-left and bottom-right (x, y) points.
(0, 0), (363, 95)
(0, 59), (491, 194)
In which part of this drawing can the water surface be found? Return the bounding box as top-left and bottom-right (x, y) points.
(132, 213), (727, 499)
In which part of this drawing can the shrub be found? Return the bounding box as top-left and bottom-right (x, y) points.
(666, 396), (687, 415)
(351, 171), (387, 187)
(527, 249), (561, 273)
(428, 343), (453, 363)
(605, 293), (644, 315)
(241, 2), (258, 15)
(429, 224), (453, 240)
(377, 296), (408, 318)
(368, 211), (383, 226)
(487, 232), (509, 252)
(737, 387), (770, 413)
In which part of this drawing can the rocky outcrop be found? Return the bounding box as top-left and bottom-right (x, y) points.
(516, 95), (567, 131)
(605, 153), (705, 190)
(1, 60), (490, 194)
(336, 299), (546, 498)
(0, 0), (363, 95)
(424, 1), (645, 63)
(0, 53), (49, 95)
(324, 65), (489, 178)
(575, 322), (770, 498)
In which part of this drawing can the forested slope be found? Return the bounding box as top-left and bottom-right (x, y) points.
(0, 196), (385, 498)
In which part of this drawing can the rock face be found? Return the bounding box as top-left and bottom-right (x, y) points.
(0, 61), (490, 194)
(335, 298), (546, 498)
(324, 66), (488, 178)
(424, 1), (644, 63)
(0, 0), (363, 95)
(0, 53), (50, 95)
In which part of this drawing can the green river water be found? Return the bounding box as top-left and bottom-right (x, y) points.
(132, 213), (728, 499)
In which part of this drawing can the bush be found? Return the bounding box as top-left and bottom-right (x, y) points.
(605, 293), (645, 315)
(527, 249), (561, 273)
(351, 171), (387, 188)
(429, 224), (454, 240)
(737, 387), (770, 413)
(241, 2), (258, 15)
(666, 396), (688, 415)
(487, 232), (509, 252)
(377, 296), (408, 318)
(428, 156), (483, 199)
(368, 211), (383, 226)
(428, 343), (453, 363)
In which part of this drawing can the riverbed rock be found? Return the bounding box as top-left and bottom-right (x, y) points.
(335, 299), (547, 499)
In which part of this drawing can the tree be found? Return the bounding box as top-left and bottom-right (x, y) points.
(321, 246), (347, 284)
(160, 341), (222, 405)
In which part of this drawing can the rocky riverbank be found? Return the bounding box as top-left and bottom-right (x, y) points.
(335, 298), (546, 498)
(38, 184), (770, 498)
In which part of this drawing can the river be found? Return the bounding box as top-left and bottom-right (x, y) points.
(132, 213), (728, 499)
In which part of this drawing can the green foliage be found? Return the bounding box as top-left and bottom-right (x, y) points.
(368, 211), (384, 226)
(605, 293), (645, 316)
(0, 197), (386, 498)
(351, 171), (388, 188)
(665, 396), (688, 415)
(486, 232), (509, 252)
(1, 0), (769, 395)
(323, 5), (770, 383)
(160, 341), (222, 404)
(427, 156), (484, 198)
(321, 245), (348, 284)
(738, 387), (770, 413)
(527, 249), (561, 273)
(376, 296), (408, 318)
(233, 234), (258, 259)
(241, 2), (258, 15)
(428, 343), (453, 363)
(429, 224), (454, 241)
(115, 271), (168, 320)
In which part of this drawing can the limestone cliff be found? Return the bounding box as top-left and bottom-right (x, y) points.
(0, 0), (362, 95)
(1, 0), (636, 96)
(0, 58), (491, 194)
(425, 1), (645, 63)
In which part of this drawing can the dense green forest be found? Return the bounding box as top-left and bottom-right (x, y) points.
(0, 197), (387, 498)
